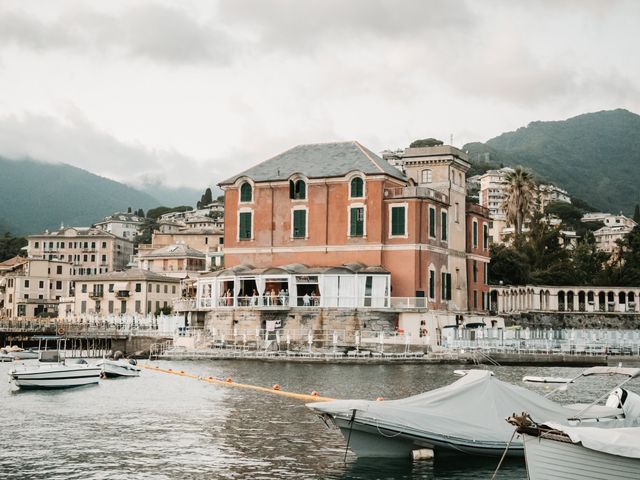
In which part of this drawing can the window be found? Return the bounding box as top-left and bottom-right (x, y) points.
(135, 300), (141, 313)
(350, 207), (365, 237)
(473, 260), (478, 282)
(121, 300), (127, 314)
(56, 281), (62, 290)
(292, 209), (306, 238)
(441, 211), (447, 241)
(429, 270), (435, 299)
(429, 207), (436, 238)
(240, 182), (252, 202)
(81, 284), (87, 293)
(172, 285), (176, 294)
(56, 265), (62, 274)
(289, 179), (306, 200)
(473, 290), (478, 309)
(81, 301), (86, 313)
(148, 283), (152, 293)
(473, 221), (478, 247)
(239, 212), (252, 240)
(91, 241), (96, 249)
(135, 283), (142, 293)
(24, 280), (30, 288)
(350, 177), (364, 198)
(391, 206), (406, 236)
(34, 241), (39, 248)
(455, 202), (459, 223)
(90, 254), (95, 262)
(164, 285), (168, 294)
(102, 242), (107, 248)
(441, 272), (452, 300)
(421, 169), (432, 184)
(156, 285), (160, 293)
(483, 224), (489, 249)
(108, 300), (114, 314)
(108, 283), (114, 293)
(484, 263), (489, 285)
(39, 280), (44, 289)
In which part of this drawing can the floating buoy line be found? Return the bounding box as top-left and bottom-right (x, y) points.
(144, 364), (336, 402)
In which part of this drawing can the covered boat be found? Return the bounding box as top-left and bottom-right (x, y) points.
(307, 370), (627, 458)
(510, 415), (640, 480)
(9, 361), (101, 389)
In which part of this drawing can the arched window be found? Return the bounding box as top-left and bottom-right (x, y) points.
(240, 182), (252, 202)
(289, 179), (306, 200)
(350, 177), (364, 198)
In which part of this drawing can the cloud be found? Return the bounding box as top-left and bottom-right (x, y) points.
(0, 3), (231, 64)
(0, 111), (224, 189)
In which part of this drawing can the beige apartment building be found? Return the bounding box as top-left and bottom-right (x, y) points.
(0, 258), (74, 318)
(93, 212), (145, 240)
(137, 227), (224, 269)
(74, 269), (180, 317)
(137, 244), (207, 278)
(27, 227), (134, 276)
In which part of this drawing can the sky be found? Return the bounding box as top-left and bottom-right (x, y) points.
(0, 0), (638, 190)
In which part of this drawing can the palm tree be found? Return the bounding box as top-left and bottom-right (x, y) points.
(501, 166), (537, 236)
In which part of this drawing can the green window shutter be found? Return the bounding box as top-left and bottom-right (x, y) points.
(429, 208), (436, 238)
(239, 212), (252, 239)
(294, 180), (306, 200)
(289, 180), (294, 199)
(350, 178), (363, 197)
(391, 206), (405, 235)
(473, 260), (478, 282)
(350, 207), (364, 236)
(483, 225), (489, 249)
(441, 211), (447, 241)
(446, 273), (452, 300)
(293, 209), (306, 238)
(240, 183), (252, 202)
(429, 271), (435, 299)
(473, 222), (478, 247)
(441, 272), (446, 300)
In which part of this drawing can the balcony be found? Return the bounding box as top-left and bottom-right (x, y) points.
(384, 186), (448, 203)
(89, 291), (103, 299)
(115, 290), (130, 299)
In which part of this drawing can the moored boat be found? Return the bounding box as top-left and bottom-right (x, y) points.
(96, 358), (141, 378)
(509, 414), (640, 480)
(9, 361), (102, 389)
(308, 367), (640, 459)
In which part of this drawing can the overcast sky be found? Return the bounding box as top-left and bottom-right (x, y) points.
(0, 0), (638, 190)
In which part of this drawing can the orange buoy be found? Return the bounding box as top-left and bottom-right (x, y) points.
(208, 376), (214, 380)
(272, 384), (281, 391)
(179, 370), (185, 374)
(376, 396), (384, 401)
(168, 368), (173, 372)
(226, 377), (233, 383)
(311, 391), (319, 397)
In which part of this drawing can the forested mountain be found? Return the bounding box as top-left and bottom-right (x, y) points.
(464, 109), (640, 214)
(0, 157), (159, 235)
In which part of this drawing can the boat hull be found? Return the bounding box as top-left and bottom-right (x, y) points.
(522, 433), (640, 480)
(98, 361), (140, 378)
(10, 366), (101, 389)
(332, 416), (523, 458)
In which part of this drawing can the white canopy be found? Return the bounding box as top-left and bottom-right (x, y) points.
(309, 370), (618, 446)
(544, 422), (640, 458)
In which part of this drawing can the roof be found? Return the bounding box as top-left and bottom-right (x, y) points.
(95, 212), (145, 225)
(201, 262), (390, 278)
(140, 244), (206, 258)
(219, 141), (406, 185)
(28, 226), (123, 240)
(0, 255), (27, 270)
(82, 268), (180, 282)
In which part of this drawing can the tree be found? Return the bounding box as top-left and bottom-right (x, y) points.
(634, 204), (640, 224)
(488, 244), (530, 285)
(409, 138), (443, 148)
(502, 166), (537, 237)
(0, 233), (27, 262)
(136, 208), (145, 218)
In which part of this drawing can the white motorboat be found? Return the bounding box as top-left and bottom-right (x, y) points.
(0, 346), (39, 360)
(308, 367), (640, 459)
(510, 415), (640, 480)
(96, 358), (141, 378)
(9, 359), (101, 389)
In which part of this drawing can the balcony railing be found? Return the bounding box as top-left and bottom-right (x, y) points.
(115, 290), (130, 298)
(89, 291), (103, 299)
(187, 296), (431, 311)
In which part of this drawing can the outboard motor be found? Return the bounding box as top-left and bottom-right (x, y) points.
(128, 358), (138, 366)
(606, 388), (640, 418)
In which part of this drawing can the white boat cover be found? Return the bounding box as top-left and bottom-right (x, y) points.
(309, 370), (616, 444)
(544, 422), (640, 458)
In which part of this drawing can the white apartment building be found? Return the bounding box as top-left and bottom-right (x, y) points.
(94, 212), (145, 240)
(594, 224), (636, 253)
(27, 227), (134, 276)
(538, 184), (571, 210)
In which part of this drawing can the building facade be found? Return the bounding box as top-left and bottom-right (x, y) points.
(27, 227), (134, 275)
(73, 269), (180, 317)
(217, 141), (485, 312)
(93, 212), (145, 240)
(0, 258), (74, 318)
(466, 203), (491, 311)
(138, 244), (207, 278)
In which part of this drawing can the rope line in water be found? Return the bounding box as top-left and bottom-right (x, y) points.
(143, 364), (335, 402)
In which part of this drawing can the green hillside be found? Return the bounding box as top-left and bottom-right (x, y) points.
(0, 157), (160, 235)
(464, 109), (640, 214)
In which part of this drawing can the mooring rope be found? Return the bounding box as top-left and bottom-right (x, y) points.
(490, 428), (518, 480)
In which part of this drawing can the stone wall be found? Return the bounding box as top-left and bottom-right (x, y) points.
(502, 312), (640, 329)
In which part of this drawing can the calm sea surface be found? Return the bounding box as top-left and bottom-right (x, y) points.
(1, 359), (638, 479)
